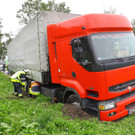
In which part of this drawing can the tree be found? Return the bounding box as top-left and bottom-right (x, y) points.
(131, 18), (135, 35)
(3, 33), (12, 58)
(0, 18), (4, 60)
(131, 18), (135, 27)
(45, 0), (71, 13)
(4, 33), (12, 46)
(16, 0), (71, 25)
(104, 6), (117, 14)
(0, 18), (12, 60)
(0, 18), (3, 41)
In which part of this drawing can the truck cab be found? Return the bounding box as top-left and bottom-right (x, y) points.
(47, 14), (135, 121)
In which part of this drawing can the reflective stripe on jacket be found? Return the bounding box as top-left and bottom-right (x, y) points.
(11, 71), (26, 85)
(29, 82), (40, 96)
(29, 88), (40, 96)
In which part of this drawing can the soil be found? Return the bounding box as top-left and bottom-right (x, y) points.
(22, 90), (30, 97)
(0, 90), (31, 100)
(62, 104), (97, 120)
(0, 97), (18, 99)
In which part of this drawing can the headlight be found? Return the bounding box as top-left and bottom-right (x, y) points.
(98, 101), (116, 110)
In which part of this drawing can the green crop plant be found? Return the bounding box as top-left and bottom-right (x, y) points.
(1, 72), (135, 135)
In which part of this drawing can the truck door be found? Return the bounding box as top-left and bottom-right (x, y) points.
(70, 36), (96, 91)
(56, 40), (72, 84)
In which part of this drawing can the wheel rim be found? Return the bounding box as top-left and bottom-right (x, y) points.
(26, 81), (31, 93)
(67, 94), (81, 107)
(72, 102), (81, 107)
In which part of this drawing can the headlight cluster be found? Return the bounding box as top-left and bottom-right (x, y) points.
(98, 101), (116, 110)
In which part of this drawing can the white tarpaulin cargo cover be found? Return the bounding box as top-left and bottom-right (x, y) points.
(7, 11), (80, 83)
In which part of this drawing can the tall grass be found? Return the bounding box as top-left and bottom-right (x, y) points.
(0, 72), (135, 135)
(0, 72), (13, 97)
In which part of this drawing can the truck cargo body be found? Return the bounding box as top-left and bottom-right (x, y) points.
(8, 12), (135, 121)
(7, 12), (80, 83)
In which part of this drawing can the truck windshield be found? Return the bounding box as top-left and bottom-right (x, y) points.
(90, 32), (135, 61)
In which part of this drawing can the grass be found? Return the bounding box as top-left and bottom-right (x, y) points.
(0, 71), (135, 134)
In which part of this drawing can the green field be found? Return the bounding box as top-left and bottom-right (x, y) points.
(0, 71), (135, 135)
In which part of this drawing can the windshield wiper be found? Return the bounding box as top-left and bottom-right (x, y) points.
(129, 56), (135, 60)
(107, 58), (125, 63)
(115, 58), (125, 62)
(100, 58), (124, 63)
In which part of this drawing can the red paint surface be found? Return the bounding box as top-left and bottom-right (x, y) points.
(47, 14), (134, 121)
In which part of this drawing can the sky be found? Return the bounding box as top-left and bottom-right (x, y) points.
(0, 0), (135, 35)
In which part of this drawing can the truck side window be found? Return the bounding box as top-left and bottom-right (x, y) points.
(72, 36), (92, 63)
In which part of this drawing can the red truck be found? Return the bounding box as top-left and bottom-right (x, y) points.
(8, 11), (135, 121)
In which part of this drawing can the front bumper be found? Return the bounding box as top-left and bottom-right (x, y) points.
(100, 95), (135, 121)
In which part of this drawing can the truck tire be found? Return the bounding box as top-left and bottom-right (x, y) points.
(66, 94), (82, 107)
(26, 80), (37, 98)
(26, 80), (31, 93)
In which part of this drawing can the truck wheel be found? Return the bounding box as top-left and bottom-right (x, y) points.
(26, 80), (31, 93)
(26, 80), (37, 98)
(66, 94), (81, 107)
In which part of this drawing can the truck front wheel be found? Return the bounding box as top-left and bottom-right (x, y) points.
(66, 94), (82, 107)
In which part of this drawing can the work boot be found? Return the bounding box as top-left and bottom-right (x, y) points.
(18, 93), (24, 98)
(19, 96), (24, 98)
(12, 92), (18, 96)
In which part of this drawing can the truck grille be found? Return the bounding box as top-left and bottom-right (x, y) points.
(109, 79), (135, 92)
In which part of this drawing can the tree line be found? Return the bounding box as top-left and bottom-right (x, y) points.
(0, 0), (71, 60)
(0, 0), (135, 60)
(0, 19), (12, 60)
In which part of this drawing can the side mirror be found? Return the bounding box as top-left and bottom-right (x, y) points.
(70, 38), (88, 63)
(69, 38), (81, 46)
(69, 39), (74, 45)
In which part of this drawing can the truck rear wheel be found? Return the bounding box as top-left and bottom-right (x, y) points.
(26, 80), (31, 93)
(66, 94), (82, 107)
(26, 80), (37, 98)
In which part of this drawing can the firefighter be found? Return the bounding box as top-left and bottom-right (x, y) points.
(29, 81), (40, 98)
(11, 70), (30, 98)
